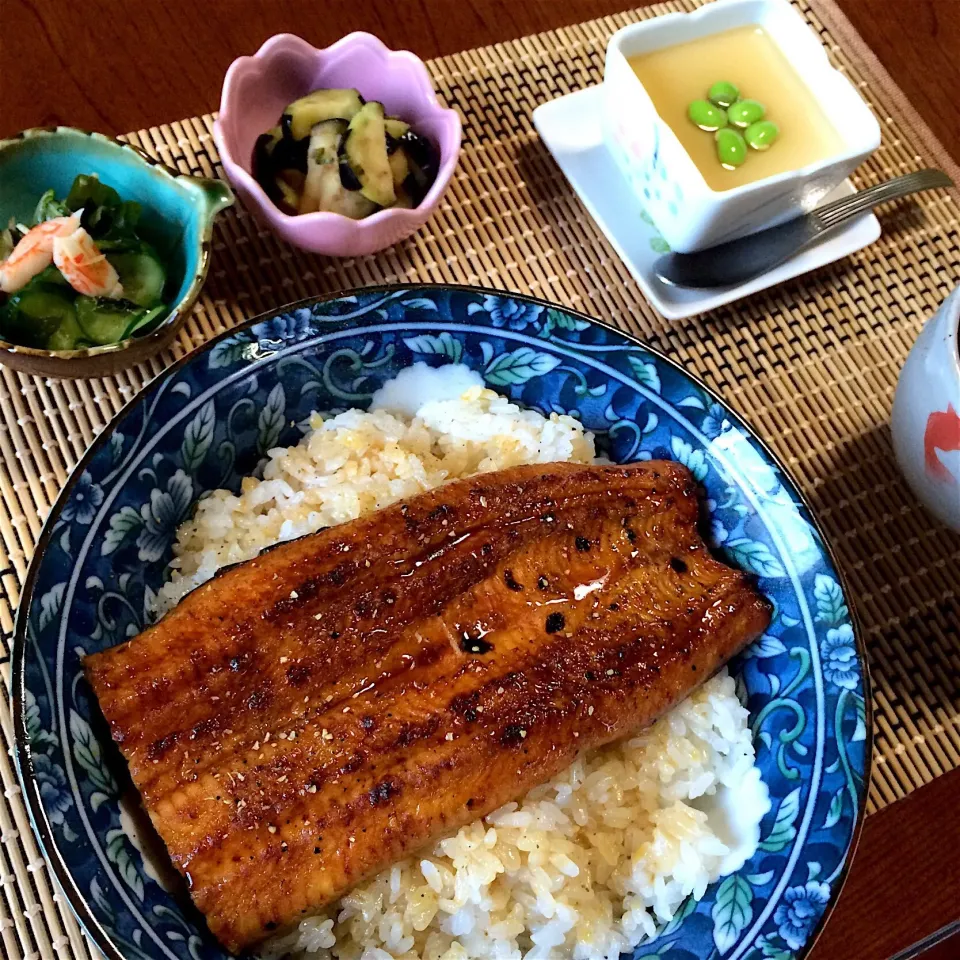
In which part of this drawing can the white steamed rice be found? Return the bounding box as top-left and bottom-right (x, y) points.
(155, 364), (768, 960)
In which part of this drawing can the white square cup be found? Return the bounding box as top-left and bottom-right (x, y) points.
(602, 0), (881, 253)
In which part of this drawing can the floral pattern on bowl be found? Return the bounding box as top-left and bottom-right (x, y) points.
(14, 285), (869, 960)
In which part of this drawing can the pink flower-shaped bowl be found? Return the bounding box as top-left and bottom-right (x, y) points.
(214, 32), (461, 257)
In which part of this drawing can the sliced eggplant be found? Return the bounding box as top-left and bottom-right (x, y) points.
(301, 120), (376, 219)
(403, 165), (429, 206)
(340, 101), (396, 208)
(282, 89), (364, 141)
(253, 127), (284, 204)
(279, 111), (296, 143)
(398, 130), (439, 205)
(398, 130), (438, 174)
(300, 120), (346, 214)
(388, 147), (409, 189)
(310, 119), (346, 166)
(332, 190), (378, 219)
(338, 156), (363, 192)
(274, 175), (301, 215)
(258, 125), (283, 156)
(393, 185), (415, 209)
(253, 123), (307, 209)
(256, 94), (437, 216)
(384, 118), (411, 140)
(272, 128), (309, 173)
(279, 169), (305, 191)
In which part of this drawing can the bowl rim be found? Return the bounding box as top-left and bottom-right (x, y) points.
(11, 281), (872, 960)
(0, 125), (233, 363)
(213, 31), (462, 234)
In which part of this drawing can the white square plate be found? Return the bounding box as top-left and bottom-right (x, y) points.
(532, 86), (881, 320)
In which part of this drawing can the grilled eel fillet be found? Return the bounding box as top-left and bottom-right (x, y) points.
(85, 461), (772, 952)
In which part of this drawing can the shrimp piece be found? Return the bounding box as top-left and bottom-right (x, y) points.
(0, 215), (81, 293)
(52, 227), (124, 299)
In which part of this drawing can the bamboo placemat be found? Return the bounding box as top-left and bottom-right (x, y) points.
(2, 0), (959, 956)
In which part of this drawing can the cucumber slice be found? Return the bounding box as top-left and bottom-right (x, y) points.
(301, 120), (377, 218)
(12, 287), (74, 323)
(122, 304), (166, 339)
(384, 118), (411, 140)
(2, 286), (75, 348)
(341, 102), (395, 207)
(283, 89), (365, 141)
(76, 296), (144, 346)
(32, 264), (71, 288)
(47, 310), (85, 351)
(107, 250), (167, 307)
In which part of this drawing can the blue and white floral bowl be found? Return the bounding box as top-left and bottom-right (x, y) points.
(14, 285), (870, 960)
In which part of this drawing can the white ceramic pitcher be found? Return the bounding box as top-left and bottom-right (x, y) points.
(891, 286), (960, 530)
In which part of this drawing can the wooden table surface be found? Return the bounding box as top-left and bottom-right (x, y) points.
(4, 1), (960, 959)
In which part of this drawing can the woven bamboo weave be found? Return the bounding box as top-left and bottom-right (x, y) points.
(1, 1), (958, 956)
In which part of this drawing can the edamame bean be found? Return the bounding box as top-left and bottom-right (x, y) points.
(727, 99), (765, 128)
(744, 120), (780, 151)
(708, 81), (740, 109)
(687, 99), (728, 131)
(715, 128), (747, 168)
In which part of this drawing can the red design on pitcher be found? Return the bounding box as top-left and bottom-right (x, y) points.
(924, 404), (960, 483)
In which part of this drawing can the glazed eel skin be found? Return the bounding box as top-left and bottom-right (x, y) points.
(85, 461), (772, 952)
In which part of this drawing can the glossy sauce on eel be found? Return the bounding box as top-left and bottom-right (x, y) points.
(84, 461), (772, 953)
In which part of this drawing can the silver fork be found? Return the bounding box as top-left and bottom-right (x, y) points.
(654, 168), (954, 289)
(815, 168), (953, 229)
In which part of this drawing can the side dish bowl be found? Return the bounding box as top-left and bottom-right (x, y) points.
(214, 33), (462, 256)
(0, 127), (234, 378)
(603, 0), (881, 252)
(14, 285), (869, 960)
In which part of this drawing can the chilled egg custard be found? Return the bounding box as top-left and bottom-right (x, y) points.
(629, 25), (845, 190)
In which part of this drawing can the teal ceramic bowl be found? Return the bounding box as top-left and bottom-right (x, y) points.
(0, 127), (234, 378)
